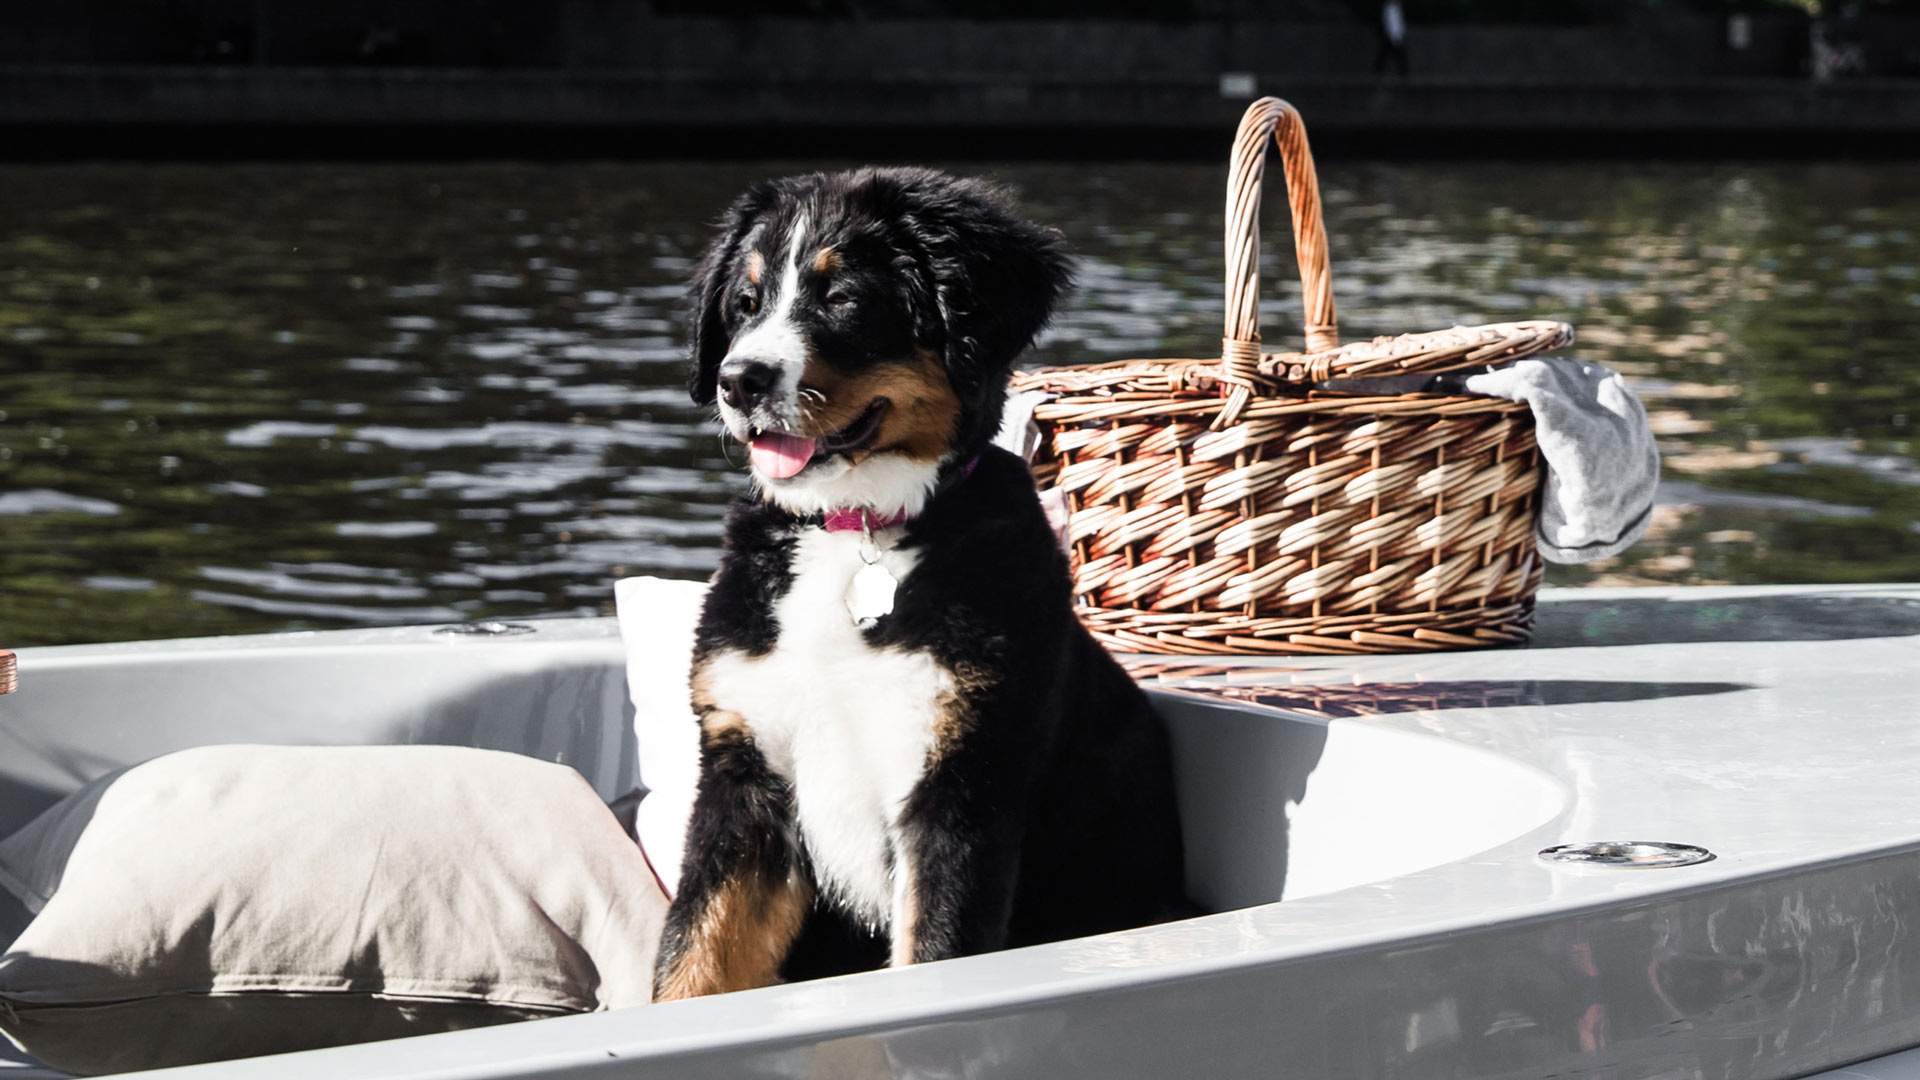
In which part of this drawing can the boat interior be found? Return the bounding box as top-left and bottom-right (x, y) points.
(5, 583), (1920, 1078)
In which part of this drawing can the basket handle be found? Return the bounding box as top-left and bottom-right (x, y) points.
(1218, 97), (1338, 424)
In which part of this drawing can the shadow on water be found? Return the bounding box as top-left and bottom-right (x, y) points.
(1532, 593), (1920, 648)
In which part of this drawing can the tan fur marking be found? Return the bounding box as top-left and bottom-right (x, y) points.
(656, 871), (812, 1001)
(701, 708), (751, 741)
(796, 349), (961, 462)
(933, 661), (992, 755)
(745, 251), (765, 286)
(812, 246), (841, 274)
(690, 667), (750, 738)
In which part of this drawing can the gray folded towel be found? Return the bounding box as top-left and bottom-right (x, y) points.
(1462, 357), (1659, 564)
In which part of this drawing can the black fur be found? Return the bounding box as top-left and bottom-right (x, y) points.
(658, 168), (1186, 997)
(881, 448), (1188, 953)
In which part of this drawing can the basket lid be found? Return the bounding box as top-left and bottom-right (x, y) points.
(1014, 320), (1574, 400)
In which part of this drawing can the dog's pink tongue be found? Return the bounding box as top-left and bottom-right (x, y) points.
(748, 433), (817, 479)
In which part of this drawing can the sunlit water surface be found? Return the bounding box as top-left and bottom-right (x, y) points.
(3, 160), (1917, 645)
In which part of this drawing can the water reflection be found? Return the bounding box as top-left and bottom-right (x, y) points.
(1, 160), (1917, 645)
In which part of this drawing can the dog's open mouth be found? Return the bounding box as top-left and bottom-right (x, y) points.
(747, 398), (889, 480)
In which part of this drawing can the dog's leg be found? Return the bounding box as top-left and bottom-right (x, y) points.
(891, 763), (1025, 966)
(653, 714), (811, 1001)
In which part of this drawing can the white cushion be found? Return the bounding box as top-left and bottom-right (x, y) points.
(0, 745), (666, 1075)
(615, 576), (708, 897)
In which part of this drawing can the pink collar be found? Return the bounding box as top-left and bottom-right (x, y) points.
(821, 507), (907, 533)
(819, 457), (979, 533)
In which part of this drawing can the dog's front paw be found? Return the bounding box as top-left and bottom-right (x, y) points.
(652, 871), (812, 1002)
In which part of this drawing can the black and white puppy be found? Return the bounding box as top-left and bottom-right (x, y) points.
(654, 167), (1187, 1000)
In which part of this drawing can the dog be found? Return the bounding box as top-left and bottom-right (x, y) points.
(653, 167), (1188, 1000)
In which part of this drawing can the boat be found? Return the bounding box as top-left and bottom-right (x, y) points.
(5, 581), (1920, 1078)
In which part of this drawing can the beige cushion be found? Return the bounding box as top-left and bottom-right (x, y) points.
(0, 745), (666, 1076)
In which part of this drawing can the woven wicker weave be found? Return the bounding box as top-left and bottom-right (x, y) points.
(1011, 98), (1574, 656)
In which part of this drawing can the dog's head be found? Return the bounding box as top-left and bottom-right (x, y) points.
(687, 167), (1071, 518)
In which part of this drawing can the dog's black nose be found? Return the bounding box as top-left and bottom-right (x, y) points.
(718, 358), (781, 409)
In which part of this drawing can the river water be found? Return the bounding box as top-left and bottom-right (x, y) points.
(2, 159), (1917, 646)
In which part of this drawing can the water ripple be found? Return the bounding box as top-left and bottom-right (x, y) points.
(0, 490), (121, 516)
(2, 158), (1916, 643)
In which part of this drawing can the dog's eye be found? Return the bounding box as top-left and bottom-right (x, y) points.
(736, 290), (759, 316)
(824, 289), (856, 310)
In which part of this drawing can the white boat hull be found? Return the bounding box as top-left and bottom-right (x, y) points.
(4, 582), (1920, 1079)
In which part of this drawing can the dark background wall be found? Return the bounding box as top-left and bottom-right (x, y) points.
(9, 1), (1914, 77)
(3, 2), (1919, 155)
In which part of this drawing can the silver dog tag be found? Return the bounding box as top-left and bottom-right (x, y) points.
(845, 516), (897, 628)
(845, 561), (897, 629)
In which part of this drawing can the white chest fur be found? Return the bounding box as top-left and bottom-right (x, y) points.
(702, 527), (948, 929)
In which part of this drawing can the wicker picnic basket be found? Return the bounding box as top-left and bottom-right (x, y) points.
(1011, 98), (1573, 656)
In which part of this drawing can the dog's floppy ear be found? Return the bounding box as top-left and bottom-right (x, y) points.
(893, 169), (1074, 401)
(687, 184), (777, 406)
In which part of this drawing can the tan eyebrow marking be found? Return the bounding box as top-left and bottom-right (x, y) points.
(811, 246), (840, 274)
(745, 251), (766, 285)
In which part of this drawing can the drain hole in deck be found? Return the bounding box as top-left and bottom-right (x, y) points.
(1539, 841), (1714, 869)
